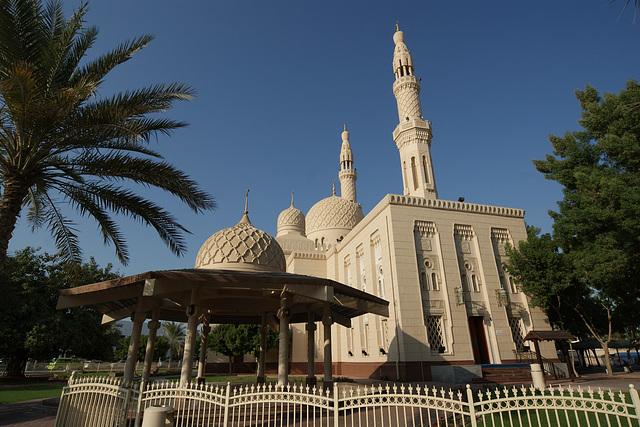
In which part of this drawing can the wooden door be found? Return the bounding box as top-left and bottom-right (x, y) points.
(468, 316), (491, 364)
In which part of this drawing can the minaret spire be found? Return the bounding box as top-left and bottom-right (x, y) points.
(392, 28), (437, 199)
(239, 188), (252, 224)
(338, 125), (357, 203)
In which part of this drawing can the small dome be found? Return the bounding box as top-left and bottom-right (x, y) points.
(393, 30), (404, 45)
(306, 196), (364, 235)
(195, 213), (286, 272)
(277, 203), (305, 236)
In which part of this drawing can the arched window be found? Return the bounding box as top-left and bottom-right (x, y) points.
(461, 274), (468, 291)
(471, 275), (480, 292)
(432, 273), (439, 291)
(411, 157), (418, 190)
(422, 156), (429, 183)
(421, 272), (428, 290)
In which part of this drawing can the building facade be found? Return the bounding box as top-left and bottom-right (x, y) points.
(270, 27), (553, 381)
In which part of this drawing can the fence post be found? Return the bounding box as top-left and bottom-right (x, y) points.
(466, 385), (478, 427)
(134, 379), (147, 427)
(120, 387), (132, 427)
(630, 384), (640, 421)
(333, 382), (339, 427)
(223, 382), (231, 427)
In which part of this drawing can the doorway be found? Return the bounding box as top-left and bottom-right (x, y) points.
(468, 316), (491, 364)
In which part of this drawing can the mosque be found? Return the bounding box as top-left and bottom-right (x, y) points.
(202, 27), (554, 381)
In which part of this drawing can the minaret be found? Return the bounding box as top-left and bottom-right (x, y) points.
(338, 124), (357, 203)
(392, 25), (437, 199)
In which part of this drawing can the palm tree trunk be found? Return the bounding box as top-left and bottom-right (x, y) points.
(0, 177), (30, 269)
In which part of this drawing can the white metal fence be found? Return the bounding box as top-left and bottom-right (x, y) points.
(55, 375), (640, 427)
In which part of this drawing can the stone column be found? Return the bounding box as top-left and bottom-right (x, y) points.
(180, 288), (200, 384)
(196, 319), (211, 384)
(141, 308), (161, 383)
(277, 292), (291, 386)
(124, 305), (146, 383)
(322, 302), (333, 389)
(257, 314), (267, 383)
(306, 310), (317, 386)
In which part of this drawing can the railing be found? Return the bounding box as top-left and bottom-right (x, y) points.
(55, 375), (640, 427)
(513, 350), (566, 379)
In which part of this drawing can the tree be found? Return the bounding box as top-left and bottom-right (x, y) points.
(161, 321), (185, 368)
(113, 335), (170, 363)
(530, 80), (640, 376)
(0, 247), (121, 376)
(208, 324), (278, 374)
(0, 0), (215, 269)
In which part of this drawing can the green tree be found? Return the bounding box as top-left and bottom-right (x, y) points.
(0, 247), (120, 376)
(531, 80), (640, 376)
(161, 321), (185, 368)
(0, 0), (215, 269)
(113, 335), (170, 363)
(208, 324), (278, 374)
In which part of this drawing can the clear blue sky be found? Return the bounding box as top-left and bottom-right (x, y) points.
(8, 1), (640, 277)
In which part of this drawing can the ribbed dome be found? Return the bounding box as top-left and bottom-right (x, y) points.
(277, 203), (305, 235)
(195, 214), (286, 272)
(306, 196), (364, 234)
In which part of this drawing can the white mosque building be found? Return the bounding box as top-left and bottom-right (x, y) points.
(204, 27), (553, 381)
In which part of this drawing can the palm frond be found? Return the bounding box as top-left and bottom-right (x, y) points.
(72, 153), (215, 212)
(59, 182), (189, 261)
(71, 34), (154, 87)
(38, 190), (82, 263)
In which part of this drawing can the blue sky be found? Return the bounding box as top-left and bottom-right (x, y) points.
(8, 1), (640, 277)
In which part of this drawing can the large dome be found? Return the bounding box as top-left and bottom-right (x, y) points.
(306, 196), (364, 235)
(195, 214), (286, 272)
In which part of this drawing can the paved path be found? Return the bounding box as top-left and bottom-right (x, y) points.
(1, 372), (639, 426)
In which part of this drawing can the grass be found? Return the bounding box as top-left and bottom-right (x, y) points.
(476, 409), (640, 427)
(0, 383), (66, 404)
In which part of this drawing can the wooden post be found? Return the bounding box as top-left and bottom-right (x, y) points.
(141, 307), (161, 383)
(257, 314), (267, 383)
(306, 310), (317, 386)
(277, 292), (290, 386)
(322, 302), (333, 389)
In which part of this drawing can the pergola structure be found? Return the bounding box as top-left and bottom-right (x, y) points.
(57, 268), (389, 387)
(524, 330), (576, 380)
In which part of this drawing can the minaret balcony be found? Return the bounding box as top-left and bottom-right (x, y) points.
(393, 118), (431, 140)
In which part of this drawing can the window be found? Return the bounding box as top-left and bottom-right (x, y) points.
(471, 274), (480, 292)
(431, 273), (440, 291)
(422, 155), (429, 183)
(421, 272), (428, 290)
(508, 317), (525, 352)
(425, 316), (445, 353)
(411, 157), (418, 190)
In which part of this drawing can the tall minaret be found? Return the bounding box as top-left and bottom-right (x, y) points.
(392, 25), (437, 199)
(338, 124), (357, 203)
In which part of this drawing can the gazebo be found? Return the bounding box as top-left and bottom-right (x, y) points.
(56, 211), (388, 388)
(524, 330), (575, 379)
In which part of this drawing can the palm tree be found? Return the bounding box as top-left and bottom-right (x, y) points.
(161, 321), (185, 369)
(0, 0), (215, 268)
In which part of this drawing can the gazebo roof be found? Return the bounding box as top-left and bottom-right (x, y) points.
(523, 330), (575, 342)
(57, 268), (389, 328)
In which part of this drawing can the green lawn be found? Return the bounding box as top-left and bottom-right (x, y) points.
(0, 383), (66, 404)
(476, 408), (640, 427)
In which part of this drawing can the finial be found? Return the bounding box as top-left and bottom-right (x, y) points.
(396, 21), (399, 32)
(343, 122), (346, 132)
(244, 188), (249, 214)
(332, 181), (336, 196)
(291, 191), (294, 207)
